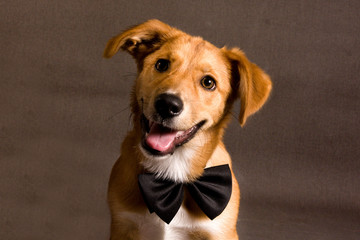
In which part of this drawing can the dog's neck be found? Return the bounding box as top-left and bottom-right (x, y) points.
(139, 144), (200, 183)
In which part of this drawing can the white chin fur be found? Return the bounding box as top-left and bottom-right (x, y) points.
(139, 144), (197, 183)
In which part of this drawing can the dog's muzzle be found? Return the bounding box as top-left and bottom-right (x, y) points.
(141, 93), (205, 156)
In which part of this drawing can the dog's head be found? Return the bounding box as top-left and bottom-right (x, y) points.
(104, 20), (271, 176)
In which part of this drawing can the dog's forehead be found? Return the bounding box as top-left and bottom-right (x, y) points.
(164, 36), (228, 70)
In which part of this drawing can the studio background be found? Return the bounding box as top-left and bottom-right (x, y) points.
(1, 1), (359, 239)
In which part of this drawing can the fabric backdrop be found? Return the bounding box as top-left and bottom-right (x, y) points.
(1, 1), (359, 239)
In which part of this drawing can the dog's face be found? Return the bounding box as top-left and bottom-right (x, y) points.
(136, 36), (232, 156)
(104, 20), (271, 179)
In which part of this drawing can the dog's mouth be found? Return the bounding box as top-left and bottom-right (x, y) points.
(141, 115), (206, 156)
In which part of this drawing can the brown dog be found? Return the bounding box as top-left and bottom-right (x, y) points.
(104, 19), (271, 240)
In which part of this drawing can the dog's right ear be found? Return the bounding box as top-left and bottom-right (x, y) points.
(103, 19), (174, 61)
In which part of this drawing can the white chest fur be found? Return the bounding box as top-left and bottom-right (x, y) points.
(139, 143), (197, 182)
(120, 205), (224, 240)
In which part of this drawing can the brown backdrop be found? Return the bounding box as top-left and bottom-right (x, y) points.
(1, 1), (359, 239)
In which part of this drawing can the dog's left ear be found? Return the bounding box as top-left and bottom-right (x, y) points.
(103, 19), (176, 62)
(223, 48), (272, 126)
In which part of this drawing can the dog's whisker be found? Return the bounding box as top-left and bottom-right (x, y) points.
(121, 72), (137, 80)
(228, 110), (237, 121)
(106, 106), (131, 121)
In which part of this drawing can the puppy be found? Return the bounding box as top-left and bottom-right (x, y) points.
(104, 19), (271, 240)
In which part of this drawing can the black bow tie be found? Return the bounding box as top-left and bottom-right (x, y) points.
(138, 164), (232, 224)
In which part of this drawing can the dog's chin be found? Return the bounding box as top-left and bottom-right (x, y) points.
(140, 115), (205, 158)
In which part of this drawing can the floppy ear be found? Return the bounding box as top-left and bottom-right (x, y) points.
(223, 48), (272, 126)
(103, 19), (175, 61)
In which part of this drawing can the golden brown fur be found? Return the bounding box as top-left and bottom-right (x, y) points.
(104, 19), (272, 240)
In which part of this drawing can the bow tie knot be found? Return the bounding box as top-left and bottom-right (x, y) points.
(138, 164), (232, 224)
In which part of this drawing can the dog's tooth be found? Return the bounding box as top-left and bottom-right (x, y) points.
(175, 131), (184, 138)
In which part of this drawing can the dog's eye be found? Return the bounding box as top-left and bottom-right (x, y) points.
(200, 76), (216, 91)
(155, 59), (170, 72)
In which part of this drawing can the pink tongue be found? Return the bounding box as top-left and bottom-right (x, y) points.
(146, 123), (178, 152)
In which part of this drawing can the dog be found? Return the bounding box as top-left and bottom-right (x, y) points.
(103, 19), (272, 240)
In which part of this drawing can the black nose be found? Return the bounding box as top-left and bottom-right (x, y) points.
(154, 93), (183, 119)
